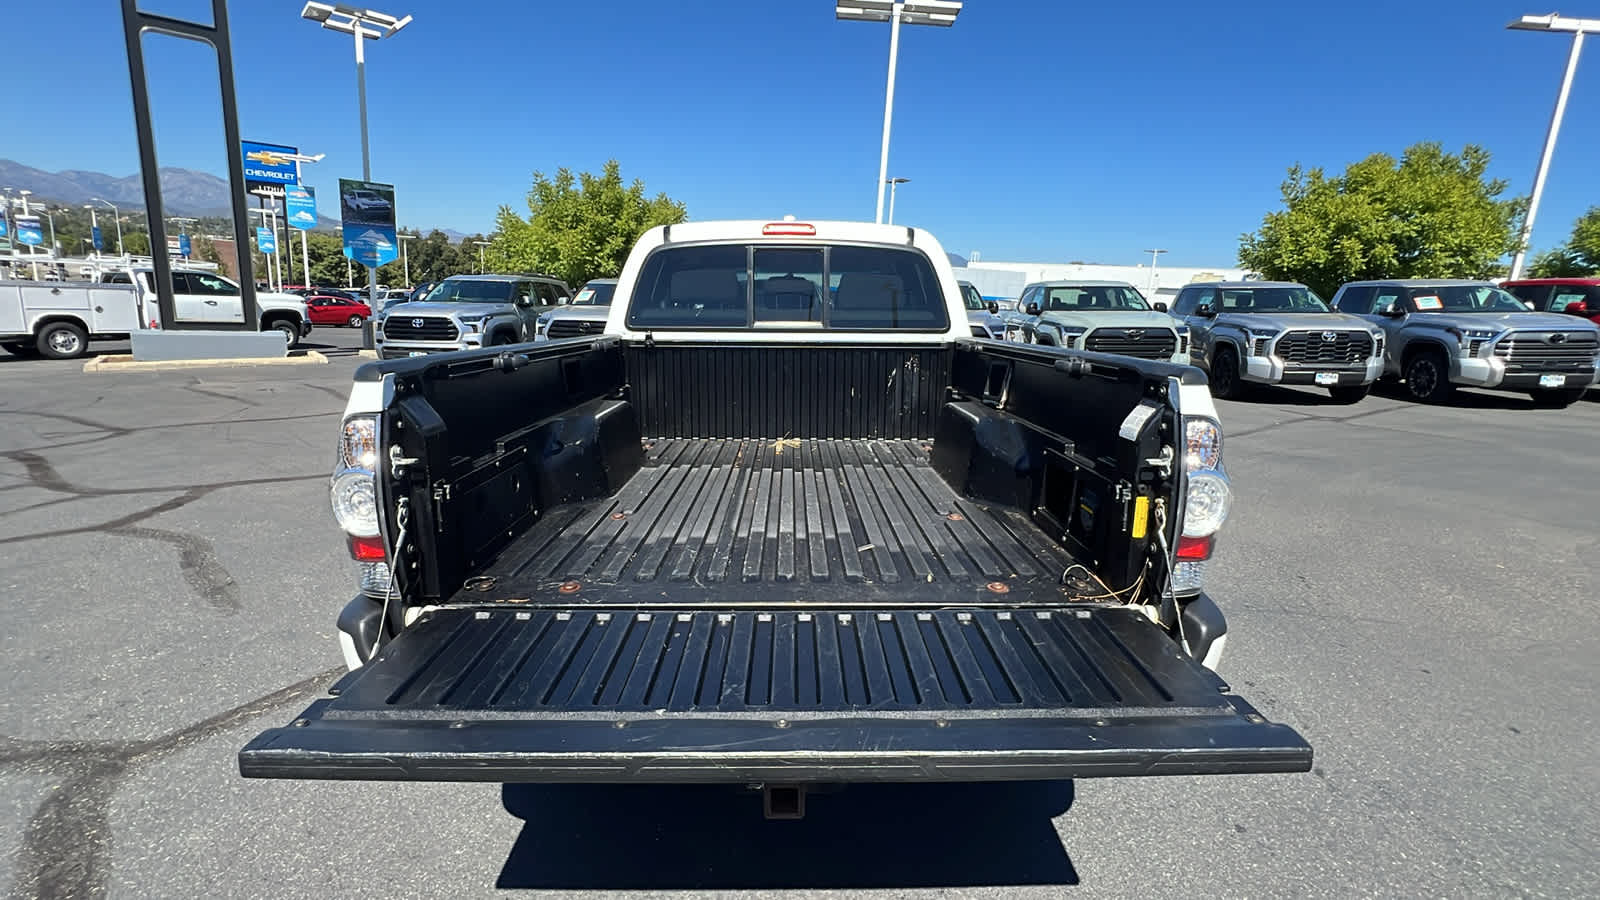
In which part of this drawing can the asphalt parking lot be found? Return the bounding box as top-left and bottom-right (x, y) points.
(3, 330), (1597, 898)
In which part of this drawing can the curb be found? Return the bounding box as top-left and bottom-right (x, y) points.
(83, 350), (330, 373)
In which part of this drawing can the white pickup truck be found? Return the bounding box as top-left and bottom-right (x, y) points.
(104, 268), (312, 350)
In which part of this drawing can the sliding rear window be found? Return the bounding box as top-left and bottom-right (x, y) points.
(627, 243), (949, 332)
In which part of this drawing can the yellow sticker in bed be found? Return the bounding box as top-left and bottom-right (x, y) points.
(1132, 495), (1149, 539)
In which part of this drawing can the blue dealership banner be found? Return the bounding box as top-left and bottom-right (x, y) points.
(92, 225), (103, 251)
(15, 215), (43, 247)
(285, 185), (317, 230)
(241, 140), (300, 190)
(179, 233), (192, 257)
(0, 210), (8, 238)
(256, 227), (276, 254)
(339, 178), (398, 267)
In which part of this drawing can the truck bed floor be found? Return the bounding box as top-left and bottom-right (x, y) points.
(461, 439), (1078, 606)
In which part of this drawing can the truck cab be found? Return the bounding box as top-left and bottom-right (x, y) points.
(241, 220), (1310, 811)
(110, 268), (312, 348)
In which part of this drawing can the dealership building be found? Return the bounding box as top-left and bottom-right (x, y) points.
(954, 259), (1251, 303)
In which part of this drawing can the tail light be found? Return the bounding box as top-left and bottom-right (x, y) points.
(332, 415), (393, 599)
(1173, 416), (1230, 595)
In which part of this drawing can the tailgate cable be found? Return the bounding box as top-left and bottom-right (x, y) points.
(1151, 501), (1190, 651)
(374, 497), (411, 656)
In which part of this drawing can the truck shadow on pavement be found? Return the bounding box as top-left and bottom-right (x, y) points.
(497, 780), (1079, 890)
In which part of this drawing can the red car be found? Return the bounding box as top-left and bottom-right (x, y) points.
(305, 294), (372, 327)
(1502, 278), (1600, 325)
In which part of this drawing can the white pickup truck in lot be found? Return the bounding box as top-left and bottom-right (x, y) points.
(242, 219), (1311, 819)
(105, 268), (312, 349)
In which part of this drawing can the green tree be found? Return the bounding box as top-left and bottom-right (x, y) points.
(1239, 143), (1525, 298)
(1527, 207), (1600, 277)
(488, 160), (686, 287)
(123, 231), (151, 256)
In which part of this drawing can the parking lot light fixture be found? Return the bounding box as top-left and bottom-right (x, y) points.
(473, 240), (490, 274)
(301, 2), (411, 304)
(90, 198), (123, 256)
(397, 231), (418, 287)
(1144, 248), (1168, 295)
(885, 177), (910, 224)
(836, 1), (963, 224)
(1505, 13), (1600, 280)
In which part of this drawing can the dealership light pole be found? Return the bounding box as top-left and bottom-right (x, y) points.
(398, 231), (417, 286)
(885, 177), (910, 224)
(301, 2), (412, 302)
(473, 240), (490, 274)
(1144, 248), (1168, 294)
(1506, 13), (1598, 280)
(168, 216), (197, 261)
(837, 1), (962, 224)
(90, 198), (123, 256)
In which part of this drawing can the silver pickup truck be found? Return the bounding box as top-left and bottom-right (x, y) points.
(1331, 279), (1600, 407)
(534, 278), (615, 341)
(1001, 280), (1190, 364)
(1171, 281), (1384, 403)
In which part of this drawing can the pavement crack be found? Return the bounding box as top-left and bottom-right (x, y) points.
(1, 667), (344, 900)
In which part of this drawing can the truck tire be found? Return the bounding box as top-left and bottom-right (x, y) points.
(1529, 388), (1586, 409)
(1209, 346), (1244, 400)
(2, 341), (39, 357)
(1328, 385), (1370, 404)
(270, 319), (301, 350)
(1402, 349), (1453, 404)
(36, 322), (88, 360)
(347, 314), (365, 328)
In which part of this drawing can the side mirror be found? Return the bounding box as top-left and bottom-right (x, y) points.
(1152, 301), (1169, 313)
(1025, 302), (1041, 316)
(1377, 302), (1406, 318)
(987, 300), (1000, 314)
(1196, 304), (1216, 318)
(1565, 300), (1588, 315)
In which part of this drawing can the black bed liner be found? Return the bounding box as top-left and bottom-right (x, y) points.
(455, 438), (1078, 606)
(239, 605), (1312, 782)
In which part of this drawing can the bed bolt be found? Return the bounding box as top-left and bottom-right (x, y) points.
(935, 719), (950, 728)
(614, 720), (629, 729)
(611, 512), (627, 520)
(946, 513), (964, 521)
(292, 719), (309, 728)
(450, 721), (467, 729)
(986, 581), (1011, 594)
(558, 581), (582, 594)
(775, 719), (791, 729)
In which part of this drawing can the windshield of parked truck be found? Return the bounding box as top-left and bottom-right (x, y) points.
(422, 280), (515, 303)
(961, 283), (987, 310)
(1218, 286), (1329, 313)
(1407, 285), (1530, 313)
(572, 282), (616, 305)
(627, 243), (948, 331)
(1043, 285), (1150, 311)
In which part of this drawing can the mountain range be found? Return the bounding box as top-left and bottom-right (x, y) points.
(0, 159), (468, 238)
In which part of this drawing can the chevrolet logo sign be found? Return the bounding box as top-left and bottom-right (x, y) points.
(245, 150), (292, 166)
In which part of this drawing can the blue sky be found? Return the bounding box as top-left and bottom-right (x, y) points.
(6, 0), (1599, 265)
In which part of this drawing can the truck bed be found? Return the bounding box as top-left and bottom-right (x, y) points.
(454, 438), (1078, 607)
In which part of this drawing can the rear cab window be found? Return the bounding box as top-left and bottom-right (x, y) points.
(627, 243), (949, 332)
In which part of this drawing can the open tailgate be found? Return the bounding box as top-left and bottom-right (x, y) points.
(240, 607), (1311, 782)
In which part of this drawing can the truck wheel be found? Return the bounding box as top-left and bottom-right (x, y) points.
(1529, 388), (1586, 409)
(1402, 350), (1453, 404)
(1327, 385), (1370, 404)
(347, 314), (365, 328)
(36, 322), (89, 360)
(2, 341), (39, 357)
(271, 319), (301, 350)
(1209, 347), (1244, 400)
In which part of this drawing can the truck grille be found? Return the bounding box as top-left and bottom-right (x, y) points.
(1276, 330), (1372, 365)
(1493, 331), (1600, 373)
(547, 318), (606, 339)
(1083, 328), (1177, 359)
(382, 316), (458, 342)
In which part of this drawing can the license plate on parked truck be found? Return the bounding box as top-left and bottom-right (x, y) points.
(1315, 373), (1338, 385)
(1539, 374), (1566, 388)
